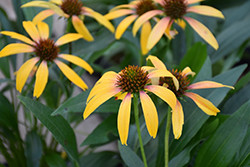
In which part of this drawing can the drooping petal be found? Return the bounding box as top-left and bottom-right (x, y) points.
(147, 17), (171, 51)
(54, 60), (88, 90)
(147, 69), (179, 90)
(0, 43), (34, 58)
(55, 33), (83, 46)
(172, 100), (184, 139)
(133, 10), (164, 36)
(175, 19), (186, 30)
(72, 15), (94, 41)
(83, 87), (121, 119)
(118, 93), (132, 145)
(164, 19), (177, 40)
(154, 0), (165, 6)
(21, 1), (53, 8)
(23, 21), (40, 42)
(145, 85), (176, 109)
(185, 92), (219, 116)
(49, 0), (62, 5)
(181, 66), (196, 77)
(37, 22), (49, 40)
(184, 16), (218, 50)
(115, 15), (138, 39)
(186, 0), (204, 4)
(33, 61), (48, 98)
(146, 55), (167, 70)
(140, 21), (151, 55)
(140, 91), (158, 138)
(1, 31), (35, 45)
(188, 81), (234, 90)
(187, 5), (224, 19)
(84, 9), (115, 33)
(87, 81), (117, 102)
(110, 4), (137, 12)
(96, 71), (118, 84)
(40, 1), (66, 17)
(58, 54), (93, 74)
(16, 57), (39, 92)
(32, 9), (55, 24)
(104, 9), (135, 20)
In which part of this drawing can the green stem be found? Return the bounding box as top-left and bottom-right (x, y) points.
(133, 94), (148, 167)
(165, 107), (172, 167)
(139, 52), (144, 67)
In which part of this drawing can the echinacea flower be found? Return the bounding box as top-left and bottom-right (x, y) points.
(105, 0), (162, 55)
(146, 55), (234, 139)
(21, 0), (114, 41)
(83, 65), (179, 145)
(140, 0), (224, 50)
(0, 21), (93, 98)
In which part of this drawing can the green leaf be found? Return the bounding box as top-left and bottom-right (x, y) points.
(0, 93), (17, 130)
(169, 141), (200, 167)
(25, 131), (43, 167)
(179, 42), (207, 76)
(80, 151), (120, 167)
(18, 96), (79, 164)
(195, 99), (250, 167)
(208, 15), (250, 63)
(230, 127), (250, 166)
(118, 141), (144, 167)
(80, 114), (118, 146)
(44, 153), (67, 167)
(169, 64), (247, 159)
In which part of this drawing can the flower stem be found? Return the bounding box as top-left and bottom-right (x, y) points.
(165, 107), (172, 167)
(133, 95), (148, 167)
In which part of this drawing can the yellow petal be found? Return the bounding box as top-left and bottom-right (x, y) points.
(146, 55), (167, 70)
(96, 71), (118, 84)
(172, 100), (184, 139)
(188, 81), (234, 90)
(184, 16), (218, 50)
(186, 0), (204, 4)
(49, 0), (62, 5)
(140, 91), (158, 138)
(87, 82), (117, 103)
(40, 1), (66, 17)
(187, 5), (224, 19)
(58, 54), (93, 74)
(55, 33), (83, 46)
(72, 15), (94, 41)
(110, 4), (136, 12)
(181, 66), (196, 77)
(185, 92), (219, 116)
(23, 21), (40, 42)
(148, 69), (179, 90)
(142, 66), (155, 71)
(1, 31), (35, 45)
(147, 17), (171, 51)
(33, 61), (48, 98)
(37, 22), (49, 40)
(0, 43), (34, 58)
(54, 60), (88, 90)
(21, 1), (52, 8)
(145, 85), (177, 110)
(83, 87), (121, 119)
(118, 93), (132, 145)
(140, 21), (151, 55)
(133, 10), (164, 36)
(16, 57), (39, 92)
(115, 15), (138, 39)
(104, 9), (135, 20)
(32, 9), (55, 25)
(86, 10), (115, 33)
(175, 19), (186, 30)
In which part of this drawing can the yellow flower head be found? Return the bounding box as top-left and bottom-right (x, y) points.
(0, 21), (93, 98)
(84, 65), (179, 145)
(105, 0), (162, 55)
(21, 0), (114, 41)
(146, 55), (234, 139)
(146, 0), (225, 50)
